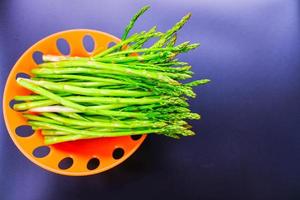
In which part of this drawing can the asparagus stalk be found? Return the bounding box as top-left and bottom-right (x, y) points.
(105, 42), (199, 57)
(14, 99), (55, 110)
(29, 121), (160, 137)
(31, 74), (127, 84)
(166, 34), (177, 47)
(22, 78), (153, 97)
(16, 78), (86, 112)
(129, 26), (157, 49)
(93, 32), (144, 58)
(121, 5), (150, 41)
(14, 95), (188, 106)
(93, 31), (163, 58)
(59, 112), (90, 121)
(151, 13), (192, 48)
(43, 127), (158, 144)
(28, 104), (127, 113)
(29, 113), (166, 128)
(41, 127), (136, 136)
(54, 81), (118, 87)
(35, 61), (180, 85)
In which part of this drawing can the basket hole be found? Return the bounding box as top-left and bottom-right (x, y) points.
(58, 157), (73, 170)
(83, 35), (95, 53)
(32, 51), (44, 64)
(9, 99), (25, 110)
(16, 72), (31, 80)
(131, 135), (142, 141)
(112, 148), (124, 160)
(107, 41), (117, 49)
(87, 157), (100, 170)
(56, 38), (70, 55)
(33, 146), (50, 158)
(15, 125), (34, 137)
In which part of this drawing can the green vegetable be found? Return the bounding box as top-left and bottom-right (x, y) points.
(151, 13), (192, 48)
(121, 5), (150, 41)
(14, 5), (210, 144)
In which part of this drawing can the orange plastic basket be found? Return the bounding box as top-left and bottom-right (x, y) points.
(3, 29), (146, 176)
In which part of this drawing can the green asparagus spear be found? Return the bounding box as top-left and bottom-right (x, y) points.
(121, 5), (150, 40)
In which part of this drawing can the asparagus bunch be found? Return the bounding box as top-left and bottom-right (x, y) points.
(14, 6), (210, 145)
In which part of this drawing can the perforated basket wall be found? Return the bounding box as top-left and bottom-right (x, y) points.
(3, 29), (146, 176)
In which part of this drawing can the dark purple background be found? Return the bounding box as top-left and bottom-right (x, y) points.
(1, 0), (300, 200)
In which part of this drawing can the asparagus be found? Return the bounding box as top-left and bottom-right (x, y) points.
(129, 26), (157, 49)
(35, 61), (180, 85)
(29, 121), (159, 137)
(41, 128), (134, 136)
(54, 81), (118, 87)
(14, 99), (56, 110)
(105, 42), (199, 57)
(119, 63), (192, 73)
(16, 78), (86, 112)
(14, 6), (210, 144)
(43, 127), (159, 144)
(93, 32), (146, 58)
(151, 13), (192, 48)
(14, 95), (187, 111)
(27, 112), (166, 128)
(28, 104), (127, 112)
(21, 78), (153, 97)
(24, 114), (63, 125)
(166, 34), (177, 47)
(59, 112), (90, 121)
(121, 5), (150, 41)
(30, 74), (126, 84)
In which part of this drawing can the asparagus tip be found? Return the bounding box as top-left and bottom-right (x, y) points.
(143, 5), (151, 10)
(186, 12), (192, 19)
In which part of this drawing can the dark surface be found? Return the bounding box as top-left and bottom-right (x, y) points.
(1, 0), (300, 200)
